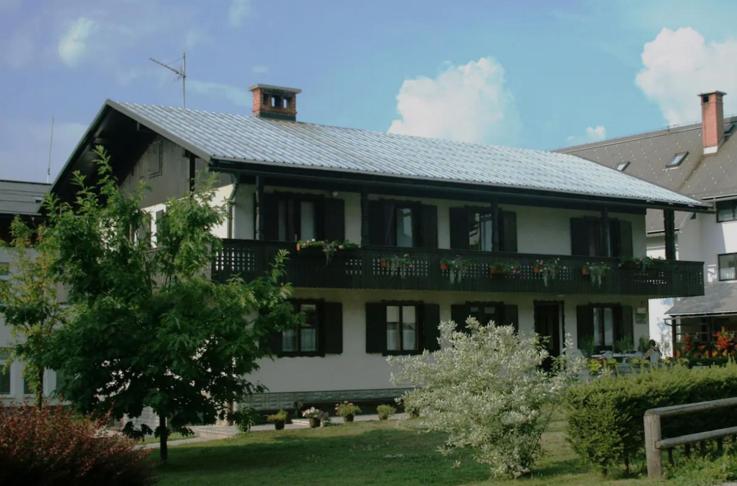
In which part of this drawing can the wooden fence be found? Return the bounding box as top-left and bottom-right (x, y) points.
(644, 396), (737, 479)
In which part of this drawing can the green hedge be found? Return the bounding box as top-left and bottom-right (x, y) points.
(566, 363), (737, 474)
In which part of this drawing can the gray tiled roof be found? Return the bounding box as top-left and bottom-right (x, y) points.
(667, 282), (737, 317)
(108, 100), (704, 208)
(0, 180), (49, 216)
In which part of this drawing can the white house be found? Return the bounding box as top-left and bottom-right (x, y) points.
(563, 91), (736, 356)
(49, 84), (706, 410)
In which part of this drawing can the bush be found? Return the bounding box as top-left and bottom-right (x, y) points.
(389, 319), (582, 478)
(335, 401), (361, 418)
(0, 406), (153, 486)
(266, 409), (288, 424)
(232, 407), (259, 432)
(566, 362), (737, 475)
(376, 404), (395, 420)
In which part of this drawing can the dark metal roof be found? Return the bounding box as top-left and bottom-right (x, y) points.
(561, 117), (737, 232)
(54, 100), (704, 209)
(667, 282), (737, 317)
(0, 180), (49, 216)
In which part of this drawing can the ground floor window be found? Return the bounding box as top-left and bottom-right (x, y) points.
(365, 302), (440, 355)
(282, 301), (321, 354)
(593, 305), (615, 349)
(577, 303), (633, 353)
(718, 253), (737, 281)
(386, 304), (417, 352)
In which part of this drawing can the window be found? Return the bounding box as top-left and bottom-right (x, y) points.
(467, 302), (502, 326)
(570, 217), (632, 258)
(395, 207), (415, 248)
(276, 196), (320, 242)
(616, 161), (630, 171)
(367, 200), (436, 249)
(449, 207), (516, 252)
(386, 305), (418, 352)
(469, 211), (493, 251)
(282, 302), (321, 354)
(147, 139), (163, 177)
(593, 306), (615, 349)
(719, 253), (737, 281)
(666, 152), (688, 168)
(0, 350), (10, 395)
(717, 200), (737, 222)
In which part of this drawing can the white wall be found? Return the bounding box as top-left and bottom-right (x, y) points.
(248, 288), (647, 393)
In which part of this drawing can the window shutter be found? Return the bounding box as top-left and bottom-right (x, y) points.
(261, 193), (279, 241)
(576, 305), (594, 349)
(616, 220), (633, 258)
(268, 331), (282, 355)
(503, 304), (519, 332)
(365, 303), (386, 353)
(451, 303), (469, 332)
(449, 207), (469, 250)
(617, 305), (634, 348)
(367, 201), (385, 246)
(570, 218), (588, 256)
(419, 204), (438, 249)
(323, 198), (345, 241)
(421, 303), (441, 351)
(500, 211), (517, 252)
(323, 302), (343, 354)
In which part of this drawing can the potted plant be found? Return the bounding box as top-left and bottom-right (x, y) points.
(586, 261), (610, 288)
(376, 404), (396, 421)
(388, 254), (413, 278)
(580, 263), (590, 276)
(302, 407), (323, 428)
(266, 409), (288, 430)
(296, 239), (358, 265)
(534, 258), (561, 287)
(335, 401), (361, 423)
(440, 256), (469, 284)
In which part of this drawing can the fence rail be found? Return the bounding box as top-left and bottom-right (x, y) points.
(212, 239), (704, 297)
(644, 396), (737, 479)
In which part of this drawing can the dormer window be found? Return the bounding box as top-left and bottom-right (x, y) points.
(616, 161), (630, 172)
(666, 152), (688, 168)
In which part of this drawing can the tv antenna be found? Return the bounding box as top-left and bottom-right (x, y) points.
(150, 52), (187, 107)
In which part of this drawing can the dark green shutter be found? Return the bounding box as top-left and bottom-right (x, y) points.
(617, 220), (633, 258)
(570, 218), (588, 256)
(503, 304), (519, 332)
(261, 193), (279, 241)
(451, 303), (469, 332)
(268, 331), (282, 355)
(422, 303), (441, 351)
(323, 302), (343, 354)
(500, 211), (517, 252)
(365, 303), (386, 353)
(323, 198), (345, 241)
(367, 201), (384, 246)
(449, 207), (469, 250)
(419, 205), (438, 249)
(576, 305), (594, 350)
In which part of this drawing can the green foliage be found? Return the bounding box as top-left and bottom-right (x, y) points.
(232, 407), (259, 433)
(43, 147), (299, 461)
(667, 445), (737, 486)
(376, 404), (396, 420)
(266, 409), (289, 424)
(0, 218), (65, 408)
(0, 405), (153, 485)
(566, 362), (737, 475)
(335, 401), (361, 417)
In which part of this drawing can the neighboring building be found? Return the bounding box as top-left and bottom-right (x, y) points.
(0, 179), (58, 403)
(50, 84), (706, 410)
(562, 91), (736, 356)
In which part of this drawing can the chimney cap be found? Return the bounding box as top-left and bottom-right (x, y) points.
(249, 84), (301, 94)
(699, 90), (727, 98)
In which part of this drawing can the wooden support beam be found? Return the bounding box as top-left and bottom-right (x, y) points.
(664, 209), (676, 260)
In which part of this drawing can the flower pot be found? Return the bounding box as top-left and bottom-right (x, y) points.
(378, 415), (388, 421)
(344, 414), (354, 423)
(581, 266), (590, 276)
(308, 417), (320, 428)
(274, 421), (285, 430)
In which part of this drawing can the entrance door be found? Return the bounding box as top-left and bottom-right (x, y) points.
(534, 302), (562, 357)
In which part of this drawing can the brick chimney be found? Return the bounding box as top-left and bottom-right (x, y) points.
(700, 91), (726, 154)
(250, 84), (301, 121)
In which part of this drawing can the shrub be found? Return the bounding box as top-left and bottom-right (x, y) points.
(0, 406), (153, 486)
(566, 362), (737, 475)
(335, 402), (361, 419)
(389, 319), (582, 478)
(266, 409), (289, 424)
(232, 407), (259, 432)
(376, 404), (396, 420)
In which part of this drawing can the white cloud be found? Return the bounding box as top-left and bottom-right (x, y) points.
(566, 125), (607, 145)
(636, 27), (737, 125)
(388, 57), (520, 145)
(189, 80), (246, 107)
(58, 17), (97, 67)
(228, 0), (251, 27)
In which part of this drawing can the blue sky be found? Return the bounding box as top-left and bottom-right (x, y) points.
(2, 0), (737, 182)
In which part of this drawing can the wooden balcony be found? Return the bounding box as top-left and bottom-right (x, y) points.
(211, 239), (704, 297)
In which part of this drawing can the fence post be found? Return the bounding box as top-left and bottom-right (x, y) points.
(644, 411), (663, 479)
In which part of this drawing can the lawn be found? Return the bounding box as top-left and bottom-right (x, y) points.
(153, 415), (658, 485)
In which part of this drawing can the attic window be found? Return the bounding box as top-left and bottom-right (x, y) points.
(616, 161), (630, 172)
(282, 97), (290, 109)
(666, 152), (688, 168)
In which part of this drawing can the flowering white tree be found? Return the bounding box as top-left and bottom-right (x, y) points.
(389, 318), (582, 478)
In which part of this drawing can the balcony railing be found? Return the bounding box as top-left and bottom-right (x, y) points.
(212, 239), (704, 297)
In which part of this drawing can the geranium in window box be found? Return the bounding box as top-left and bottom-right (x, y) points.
(296, 239), (358, 265)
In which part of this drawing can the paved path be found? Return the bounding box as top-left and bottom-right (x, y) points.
(141, 413), (408, 449)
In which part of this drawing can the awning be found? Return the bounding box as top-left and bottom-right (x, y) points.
(667, 282), (737, 317)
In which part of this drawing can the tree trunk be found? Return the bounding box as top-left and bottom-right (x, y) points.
(159, 414), (168, 463)
(35, 367), (43, 409)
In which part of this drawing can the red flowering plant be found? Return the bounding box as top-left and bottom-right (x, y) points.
(714, 329), (737, 357)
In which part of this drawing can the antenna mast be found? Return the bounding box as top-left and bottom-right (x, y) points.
(46, 116), (55, 183)
(150, 52), (187, 107)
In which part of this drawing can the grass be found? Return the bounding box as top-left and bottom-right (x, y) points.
(140, 431), (196, 445)
(153, 414), (660, 486)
